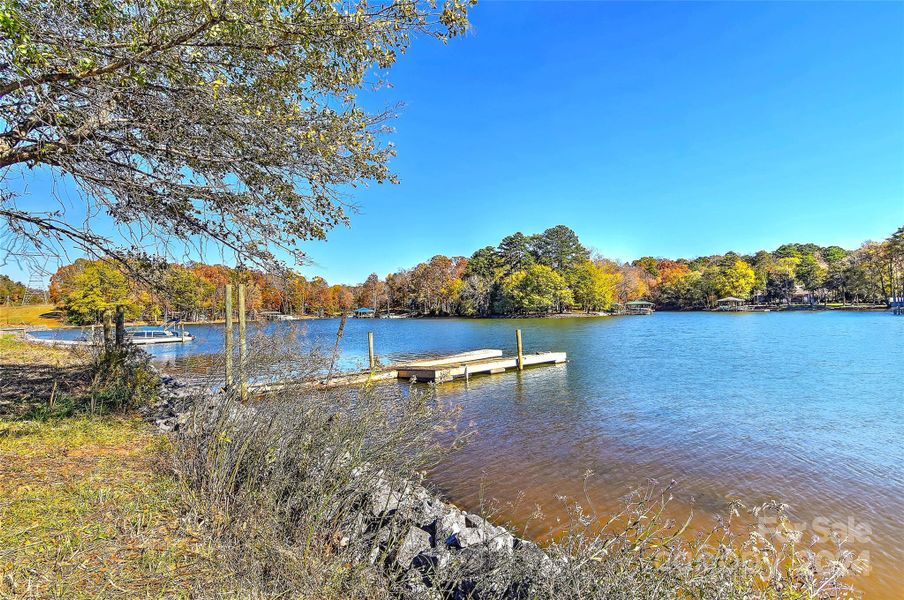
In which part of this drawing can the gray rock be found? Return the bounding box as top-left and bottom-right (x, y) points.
(370, 481), (403, 517)
(155, 418), (174, 432)
(367, 527), (392, 565)
(412, 546), (452, 574)
(368, 545), (383, 566)
(400, 497), (445, 530)
(464, 513), (489, 529)
(400, 571), (443, 600)
(435, 509), (467, 547)
(487, 530), (515, 553)
(447, 547), (513, 598)
(514, 539), (558, 582)
(447, 512), (515, 554)
(395, 526), (432, 569)
(453, 525), (486, 549)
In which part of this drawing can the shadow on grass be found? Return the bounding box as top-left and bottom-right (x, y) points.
(0, 362), (92, 419)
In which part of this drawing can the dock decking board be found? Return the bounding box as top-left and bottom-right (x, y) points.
(399, 349), (503, 368)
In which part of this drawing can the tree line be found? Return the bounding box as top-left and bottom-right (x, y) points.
(375, 225), (904, 315)
(0, 275), (28, 304)
(6, 225), (902, 323)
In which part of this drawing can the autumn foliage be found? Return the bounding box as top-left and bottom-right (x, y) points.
(39, 225), (904, 322)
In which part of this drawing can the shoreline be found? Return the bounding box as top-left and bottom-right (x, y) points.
(3, 302), (893, 331)
(147, 367), (555, 597)
(0, 304), (893, 333)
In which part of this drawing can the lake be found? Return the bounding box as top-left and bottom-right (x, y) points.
(37, 311), (904, 596)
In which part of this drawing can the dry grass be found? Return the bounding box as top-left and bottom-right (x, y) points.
(170, 332), (461, 598)
(0, 416), (227, 599)
(0, 337), (161, 419)
(0, 336), (92, 418)
(0, 334), (79, 366)
(0, 304), (65, 328)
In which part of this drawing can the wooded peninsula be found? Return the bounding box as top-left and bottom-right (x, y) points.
(5, 224), (902, 324)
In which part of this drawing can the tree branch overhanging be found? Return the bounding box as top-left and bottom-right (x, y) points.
(1, 0), (474, 270)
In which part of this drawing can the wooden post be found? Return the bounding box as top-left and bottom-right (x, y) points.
(367, 330), (375, 370)
(516, 329), (524, 371)
(326, 313), (347, 384)
(114, 305), (125, 347)
(238, 283), (247, 400)
(102, 309), (113, 349)
(225, 284), (233, 390)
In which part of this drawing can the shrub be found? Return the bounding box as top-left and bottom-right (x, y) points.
(170, 332), (464, 597)
(81, 344), (160, 414)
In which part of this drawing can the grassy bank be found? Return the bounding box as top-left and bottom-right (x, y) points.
(0, 338), (228, 597)
(0, 417), (224, 598)
(0, 304), (65, 328)
(0, 335), (92, 419)
(0, 333), (78, 365)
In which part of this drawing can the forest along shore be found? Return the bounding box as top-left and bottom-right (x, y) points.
(2, 225), (901, 327)
(1, 300), (895, 336)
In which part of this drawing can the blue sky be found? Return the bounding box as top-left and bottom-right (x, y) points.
(4, 1), (903, 285)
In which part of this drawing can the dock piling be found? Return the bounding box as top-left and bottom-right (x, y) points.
(114, 305), (125, 347)
(516, 329), (524, 371)
(102, 309), (113, 349)
(368, 331), (375, 370)
(238, 283), (248, 401)
(225, 284), (233, 389)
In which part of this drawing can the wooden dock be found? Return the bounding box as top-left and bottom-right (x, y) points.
(397, 350), (566, 383)
(246, 346), (567, 394)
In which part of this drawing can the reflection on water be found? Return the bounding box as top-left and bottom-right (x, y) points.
(31, 312), (904, 596)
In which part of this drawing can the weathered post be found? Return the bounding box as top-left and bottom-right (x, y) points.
(102, 309), (113, 349)
(225, 284), (233, 390)
(238, 283), (247, 400)
(368, 331), (375, 370)
(114, 305), (125, 347)
(516, 329), (524, 371)
(326, 313), (348, 385)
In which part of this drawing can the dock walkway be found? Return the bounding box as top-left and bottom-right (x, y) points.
(397, 349), (566, 383)
(247, 347), (567, 393)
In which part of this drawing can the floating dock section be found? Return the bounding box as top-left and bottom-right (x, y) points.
(397, 349), (566, 383)
(246, 346), (567, 394)
(236, 325), (567, 396)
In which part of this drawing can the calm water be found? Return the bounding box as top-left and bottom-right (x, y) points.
(36, 312), (904, 595)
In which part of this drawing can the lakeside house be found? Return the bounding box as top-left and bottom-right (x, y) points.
(716, 297), (747, 311)
(625, 300), (655, 315)
(352, 307), (376, 318)
(790, 285), (816, 305)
